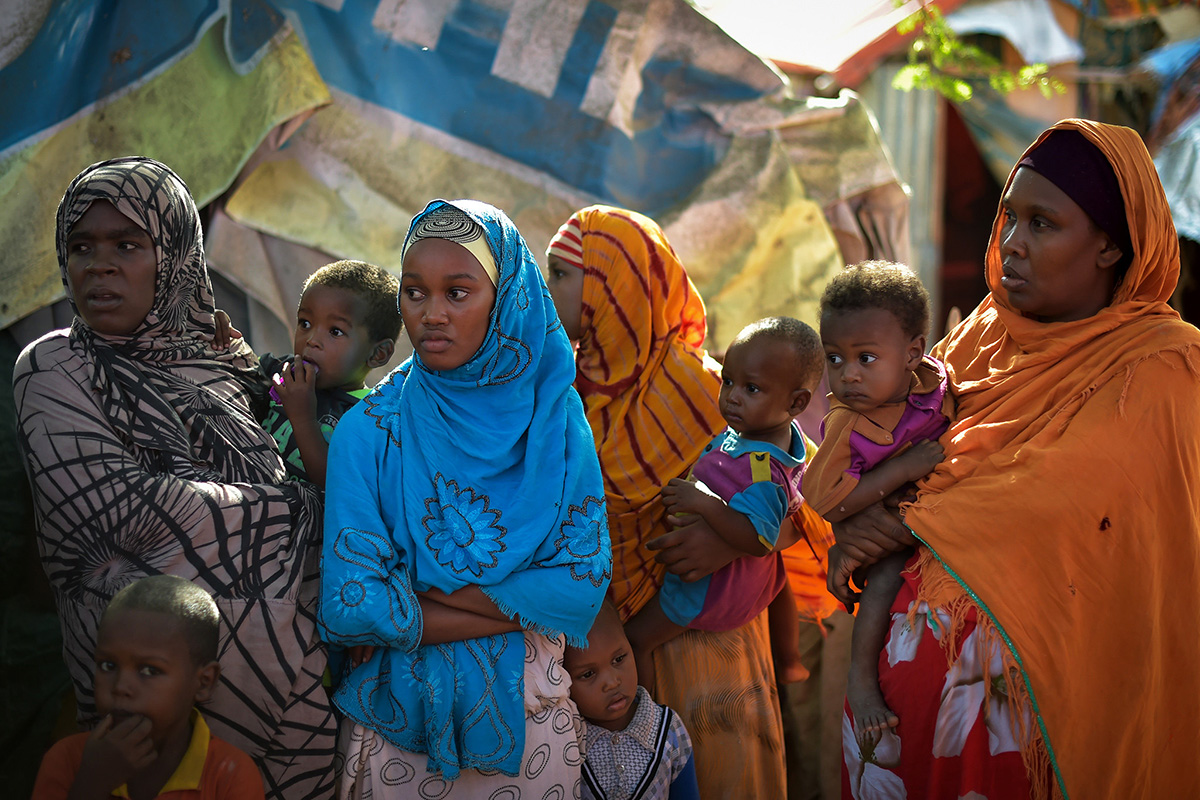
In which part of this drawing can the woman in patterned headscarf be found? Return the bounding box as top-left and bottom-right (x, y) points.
(318, 199), (610, 798)
(13, 157), (335, 798)
(546, 205), (787, 797)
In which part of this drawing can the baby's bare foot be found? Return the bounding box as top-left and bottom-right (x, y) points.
(848, 671), (899, 746)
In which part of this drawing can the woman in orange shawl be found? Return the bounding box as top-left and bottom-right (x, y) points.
(835, 119), (1200, 799)
(547, 205), (787, 796)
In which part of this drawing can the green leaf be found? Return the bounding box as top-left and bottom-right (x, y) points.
(890, 0), (1068, 103)
(949, 79), (973, 102)
(892, 64), (923, 91)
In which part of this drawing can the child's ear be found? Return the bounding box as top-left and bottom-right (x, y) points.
(367, 339), (395, 369)
(194, 660), (220, 705)
(906, 334), (927, 370)
(788, 387), (812, 417)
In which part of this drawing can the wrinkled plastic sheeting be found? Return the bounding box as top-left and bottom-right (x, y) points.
(215, 0), (858, 348)
(1155, 113), (1200, 242)
(0, 1), (330, 329)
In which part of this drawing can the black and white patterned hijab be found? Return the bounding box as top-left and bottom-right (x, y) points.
(54, 157), (279, 478)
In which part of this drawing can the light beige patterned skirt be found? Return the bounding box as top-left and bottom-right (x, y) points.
(336, 632), (584, 799)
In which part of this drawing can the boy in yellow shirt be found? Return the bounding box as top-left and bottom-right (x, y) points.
(32, 576), (264, 800)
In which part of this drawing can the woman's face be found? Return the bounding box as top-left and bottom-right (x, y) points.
(66, 200), (158, 336)
(545, 254), (584, 341)
(998, 167), (1122, 323)
(400, 237), (496, 371)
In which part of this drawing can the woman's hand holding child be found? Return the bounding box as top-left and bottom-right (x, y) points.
(832, 498), (917, 565)
(826, 544), (864, 613)
(648, 517), (741, 583)
(211, 309), (242, 350)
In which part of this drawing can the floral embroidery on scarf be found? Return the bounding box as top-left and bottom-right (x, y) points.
(422, 473), (508, 577)
(540, 496), (610, 587)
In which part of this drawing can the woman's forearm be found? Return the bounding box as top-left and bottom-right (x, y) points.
(418, 597), (522, 644)
(419, 585), (511, 621)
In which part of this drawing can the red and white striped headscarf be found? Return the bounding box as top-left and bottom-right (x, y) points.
(546, 214), (584, 269)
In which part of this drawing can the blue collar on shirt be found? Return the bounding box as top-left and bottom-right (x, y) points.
(715, 421), (806, 467)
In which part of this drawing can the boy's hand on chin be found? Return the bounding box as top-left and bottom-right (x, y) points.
(276, 358), (319, 422)
(77, 714), (157, 792)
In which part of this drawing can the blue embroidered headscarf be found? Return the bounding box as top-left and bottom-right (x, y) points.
(319, 199), (610, 778)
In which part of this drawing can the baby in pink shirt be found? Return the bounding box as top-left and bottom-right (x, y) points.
(802, 261), (952, 745)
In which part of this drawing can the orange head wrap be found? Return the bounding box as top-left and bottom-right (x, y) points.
(566, 205), (726, 620)
(906, 120), (1200, 798)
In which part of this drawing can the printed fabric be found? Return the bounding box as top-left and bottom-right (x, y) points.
(877, 120), (1200, 798)
(582, 686), (695, 800)
(335, 632), (584, 799)
(658, 423), (806, 631)
(319, 199), (610, 779)
(841, 567), (1041, 800)
(567, 205), (726, 621)
(652, 613), (785, 797)
(258, 353), (368, 481)
(14, 157), (334, 799)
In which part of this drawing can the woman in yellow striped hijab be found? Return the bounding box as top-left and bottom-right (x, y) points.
(548, 205), (786, 796)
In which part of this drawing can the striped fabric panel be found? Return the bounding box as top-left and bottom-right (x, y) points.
(569, 206), (725, 619)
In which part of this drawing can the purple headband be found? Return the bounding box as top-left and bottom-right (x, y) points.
(1018, 129), (1132, 259)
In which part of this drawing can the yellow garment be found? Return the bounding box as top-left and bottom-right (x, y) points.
(570, 205), (726, 621)
(906, 119), (1200, 798)
(783, 433), (842, 624)
(652, 613), (785, 797)
(114, 711), (212, 798)
(782, 499), (842, 624)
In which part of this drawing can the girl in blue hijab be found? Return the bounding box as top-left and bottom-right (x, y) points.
(319, 199), (611, 797)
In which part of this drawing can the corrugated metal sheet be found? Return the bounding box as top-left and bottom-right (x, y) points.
(858, 66), (946, 319)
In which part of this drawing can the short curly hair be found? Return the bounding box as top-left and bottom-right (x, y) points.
(102, 575), (220, 666)
(302, 260), (402, 343)
(731, 316), (824, 393)
(819, 261), (930, 339)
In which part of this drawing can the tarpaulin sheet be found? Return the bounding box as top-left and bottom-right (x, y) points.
(2, 0), (851, 350)
(0, 1), (331, 329)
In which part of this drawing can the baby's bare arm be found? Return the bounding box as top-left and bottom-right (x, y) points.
(275, 360), (328, 487)
(823, 440), (944, 523)
(662, 478), (764, 554)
